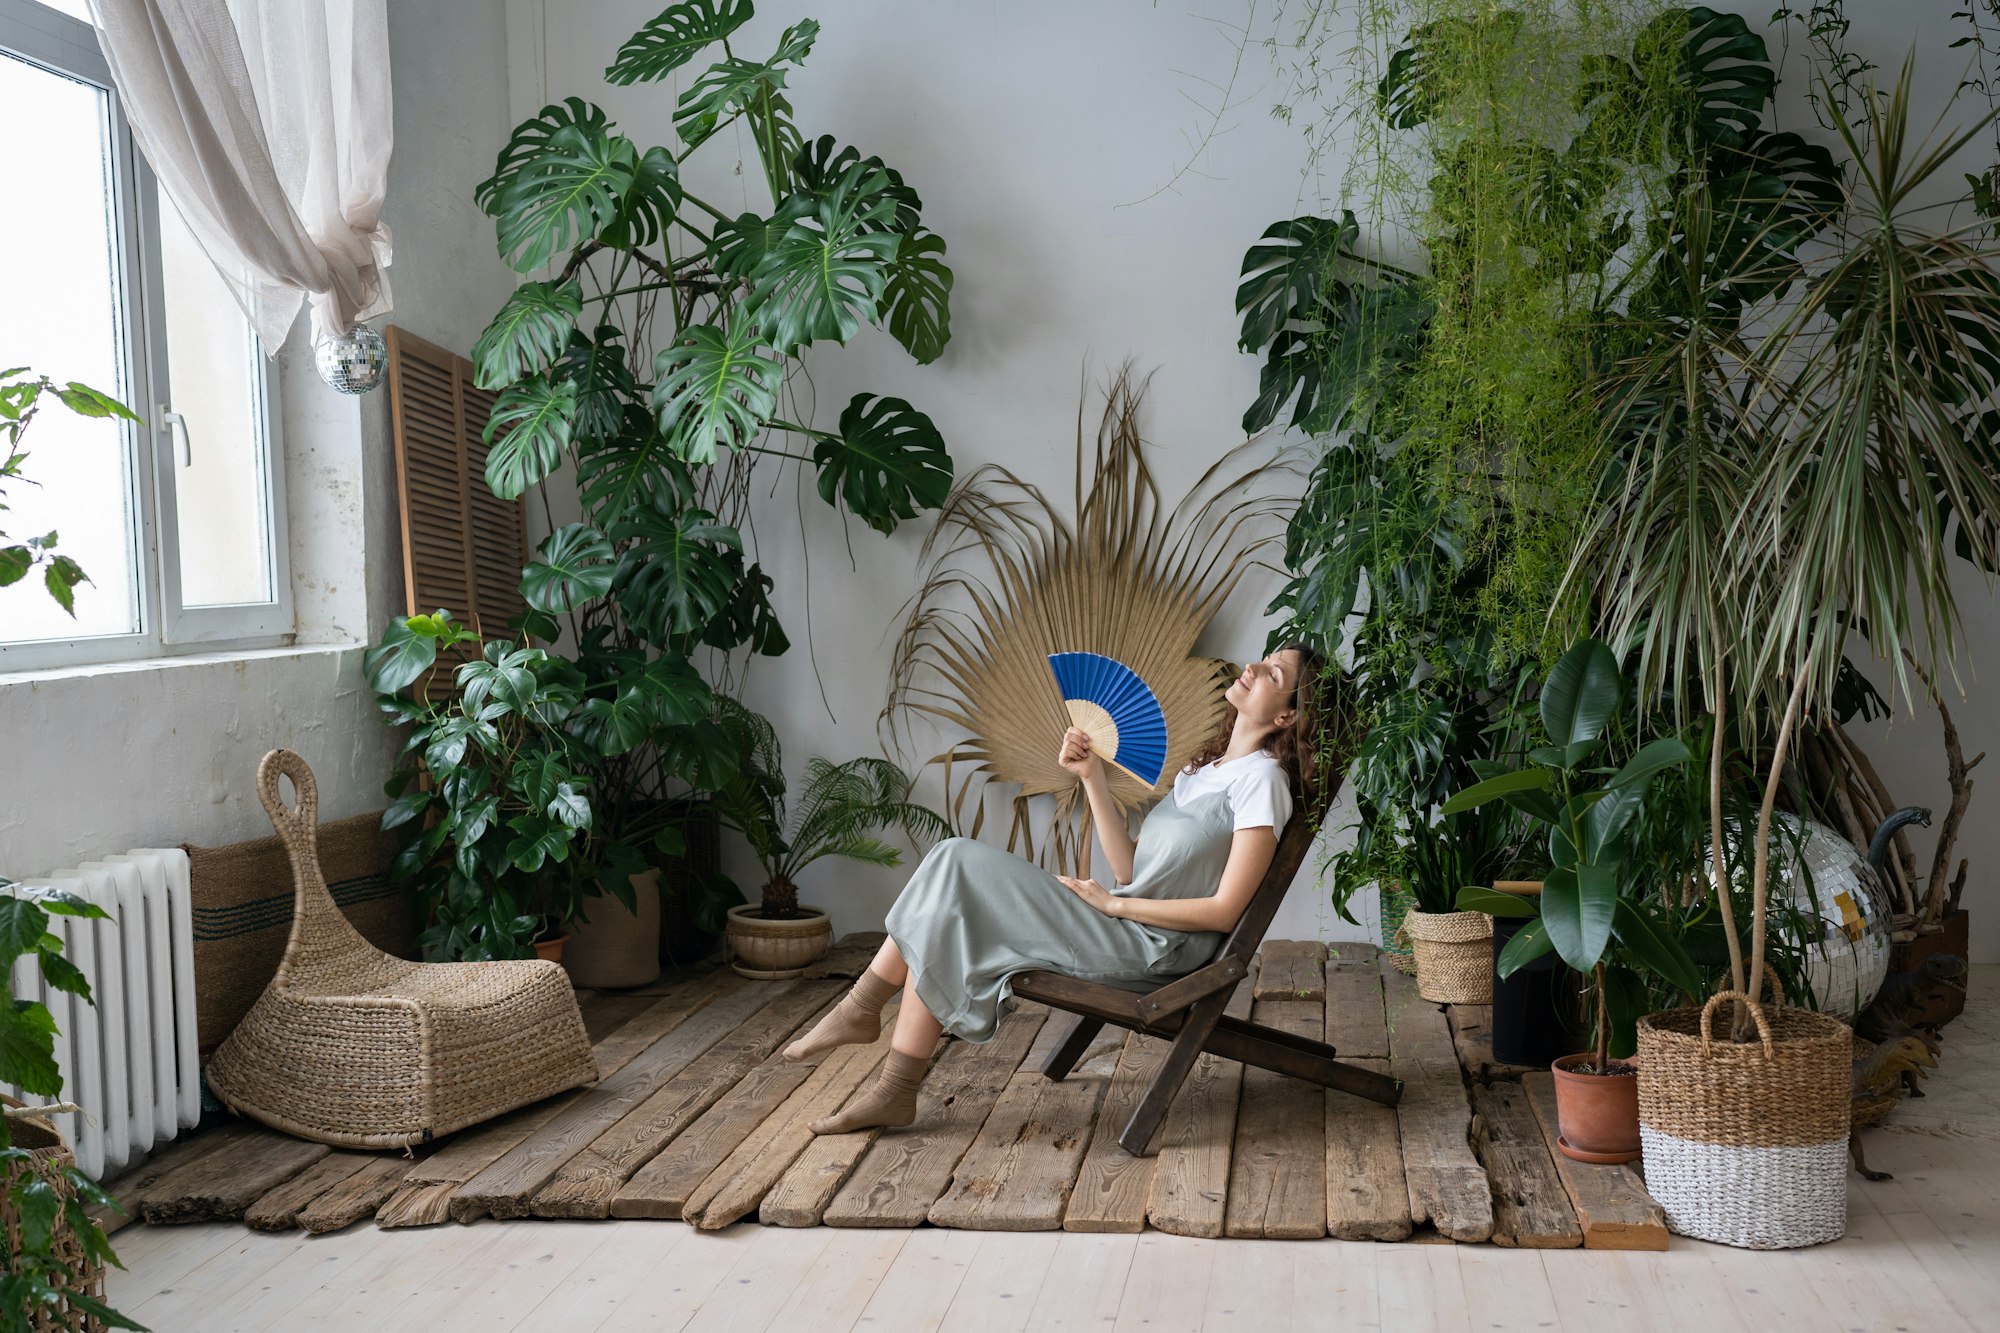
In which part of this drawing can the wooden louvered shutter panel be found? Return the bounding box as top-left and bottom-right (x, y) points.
(385, 326), (530, 698)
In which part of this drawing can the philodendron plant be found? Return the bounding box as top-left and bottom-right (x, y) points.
(1443, 638), (1704, 1072)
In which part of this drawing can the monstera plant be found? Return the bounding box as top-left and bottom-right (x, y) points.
(370, 3), (959, 956)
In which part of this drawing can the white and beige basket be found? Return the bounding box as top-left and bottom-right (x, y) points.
(1402, 908), (1493, 1004)
(1636, 990), (1851, 1249)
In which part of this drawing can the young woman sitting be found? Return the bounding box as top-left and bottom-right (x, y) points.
(780, 642), (1329, 1134)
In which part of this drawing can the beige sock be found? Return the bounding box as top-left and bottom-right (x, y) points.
(809, 1048), (930, 1134)
(782, 967), (900, 1063)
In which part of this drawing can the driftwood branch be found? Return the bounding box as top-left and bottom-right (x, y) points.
(1904, 651), (1982, 929)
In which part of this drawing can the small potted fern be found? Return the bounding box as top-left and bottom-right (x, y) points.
(712, 704), (948, 978)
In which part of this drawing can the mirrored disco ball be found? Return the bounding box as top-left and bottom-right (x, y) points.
(315, 323), (388, 394)
(1709, 813), (1892, 1019)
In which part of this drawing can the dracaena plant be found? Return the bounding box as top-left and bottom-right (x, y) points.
(1444, 639), (1703, 1072)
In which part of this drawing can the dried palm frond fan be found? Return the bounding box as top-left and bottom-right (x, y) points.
(881, 367), (1294, 873)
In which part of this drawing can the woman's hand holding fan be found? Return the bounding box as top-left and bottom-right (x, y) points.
(1057, 727), (1103, 784)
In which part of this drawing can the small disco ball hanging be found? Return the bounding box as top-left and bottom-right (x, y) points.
(315, 322), (388, 394)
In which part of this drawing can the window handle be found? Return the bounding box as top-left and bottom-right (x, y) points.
(160, 408), (192, 467)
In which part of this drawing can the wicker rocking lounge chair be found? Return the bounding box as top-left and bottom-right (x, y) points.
(1010, 764), (1404, 1157)
(205, 750), (598, 1148)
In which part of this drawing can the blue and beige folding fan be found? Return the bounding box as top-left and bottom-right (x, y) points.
(1048, 651), (1169, 788)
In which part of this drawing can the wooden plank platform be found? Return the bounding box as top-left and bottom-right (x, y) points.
(106, 936), (1668, 1248)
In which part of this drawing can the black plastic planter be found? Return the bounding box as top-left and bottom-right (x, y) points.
(1490, 914), (1575, 1067)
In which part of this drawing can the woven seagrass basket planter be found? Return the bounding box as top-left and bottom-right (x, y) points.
(725, 903), (833, 978)
(1636, 991), (1852, 1249)
(1404, 908), (1493, 1004)
(3, 1096), (108, 1333)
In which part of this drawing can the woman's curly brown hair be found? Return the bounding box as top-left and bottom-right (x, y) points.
(1181, 642), (1333, 805)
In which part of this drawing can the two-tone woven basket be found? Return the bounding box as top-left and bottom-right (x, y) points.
(1403, 907), (1494, 1004)
(1636, 990), (1851, 1248)
(1378, 880), (1419, 976)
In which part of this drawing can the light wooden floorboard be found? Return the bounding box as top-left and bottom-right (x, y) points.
(101, 965), (2000, 1333)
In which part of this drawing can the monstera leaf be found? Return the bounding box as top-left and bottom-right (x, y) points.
(749, 159), (901, 352)
(812, 394), (952, 536)
(1377, 11), (1524, 129)
(576, 423), (697, 524)
(702, 560), (789, 655)
(707, 196), (811, 279)
(878, 229), (952, 364)
(1582, 7), (1778, 158)
(792, 135), (922, 233)
(673, 19), (818, 151)
(484, 378), (577, 499)
(473, 281), (582, 390)
(522, 523), (615, 614)
(1235, 212), (1360, 354)
(492, 120), (639, 273)
(610, 501), (745, 641)
(475, 97), (610, 214)
(553, 324), (640, 447)
(651, 322), (785, 464)
(605, 0), (755, 85)
(595, 145), (682, 250)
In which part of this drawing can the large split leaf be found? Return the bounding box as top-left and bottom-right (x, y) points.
(749, 159), (901, 352)
(673, 19), (818, 151)
(1235, 212), (1359, 353)
(553, 324), (640, 447)
(605, 0), (755, 85)
(595, 145), (682, 251)
(651, 322), (785, 464)
(492, 121), (638, 273)
(878, 229), (952, 364)
(812, 394), (952, 536)
(473, 281), (582, 390)
(577, 423), (697, 524)
(792, 135), (923, 233)
(475, 97), (610, 215)
(484, 378), (578, 499)
(521, 523), (615, 614)
(610, 500), (744, 641)
(707, 196), (811, 280)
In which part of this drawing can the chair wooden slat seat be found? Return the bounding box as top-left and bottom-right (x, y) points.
(1010, 745), (1402, 1157)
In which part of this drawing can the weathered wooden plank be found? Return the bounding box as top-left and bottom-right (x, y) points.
(135, 1129), (331, 1224)
(243, 1153), (376, 1231)
(575, 990), (664, 1045)
(1224, 997), (1327, 1238)
(1521, 1071), (1667, 1251)
(927, 1005), (1110, 1230)
(452, 974), (781, 1220)
(1146, 971), (1255, 1239)
(1062, 1032), (1169, 1233)
(800, 932), (888, 979)
(1325, 1056), (1412, 1241)
(613, 1049), (817, 1220)
(1326, 956), (1389, 1061)
(821, 1003), (1049, 1228)
(1327, 941), (1381, 971)
(1252, 940), (1327, 1001)
(1471, 1081), (1581, 1248)
(296, 1156), (414, 1234)
(1384, 956), (1494, 1243)
(531, 981), (840, 1217)
(109, 1119), (264, 1226)
(675, 999), (913, 1229)
(1447, 1004), (1542, 1083)
(374, 970), (738, 1227)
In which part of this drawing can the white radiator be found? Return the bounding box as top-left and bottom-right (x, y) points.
(3, 850), (201, 1179)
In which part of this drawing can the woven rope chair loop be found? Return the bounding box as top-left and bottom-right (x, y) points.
(258, 748), (321, 848)
(1699, 990), (1777, 1060)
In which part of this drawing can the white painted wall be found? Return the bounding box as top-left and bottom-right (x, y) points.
(0, 0), (521, 873)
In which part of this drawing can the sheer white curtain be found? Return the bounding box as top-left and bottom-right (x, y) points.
(85, 0), (393, 351)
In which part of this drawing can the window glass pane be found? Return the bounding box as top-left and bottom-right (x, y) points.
(157, 187), (273, 607)
(0, 47), (140, 645)
(35, 1), (94, 20)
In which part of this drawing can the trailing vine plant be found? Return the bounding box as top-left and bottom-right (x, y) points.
(366, 1), (959, 956)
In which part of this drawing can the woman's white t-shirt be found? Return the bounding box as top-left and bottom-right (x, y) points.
(1171, 750), (1292, 834)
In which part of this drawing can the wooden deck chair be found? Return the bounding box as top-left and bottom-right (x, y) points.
(1009, 752), (1402, 1157)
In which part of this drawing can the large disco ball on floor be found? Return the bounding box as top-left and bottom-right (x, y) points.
(1713, 814), (1892, 1019)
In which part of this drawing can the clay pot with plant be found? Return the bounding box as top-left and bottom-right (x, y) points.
(710, 702), (948, 978)
(1444, 639), (1705, 1163)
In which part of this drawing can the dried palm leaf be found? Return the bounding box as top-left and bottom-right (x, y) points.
(880, 366), (1296, 873)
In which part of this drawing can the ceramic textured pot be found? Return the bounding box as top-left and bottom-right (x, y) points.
(563, 869), (665, 989)
(725, 903), (833, 978)
(1550, 1052), (1641, 1163)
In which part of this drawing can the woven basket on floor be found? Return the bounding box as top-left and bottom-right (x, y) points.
(1404, 908), (1493, 1003)
(205, 749), (600, 1148)
(3, 1097), (108, 1333)
(1636, 990), (1852, 1249)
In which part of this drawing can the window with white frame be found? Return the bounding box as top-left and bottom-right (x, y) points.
(0, 0), (289, 671)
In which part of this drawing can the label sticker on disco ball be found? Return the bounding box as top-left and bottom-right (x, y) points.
(316, 323), (388, 394)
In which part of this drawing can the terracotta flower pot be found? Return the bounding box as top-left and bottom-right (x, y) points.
(533, 932), (569, 964)
(725, 903), (832, 978)
(1550, 1051), (1641, 1163)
